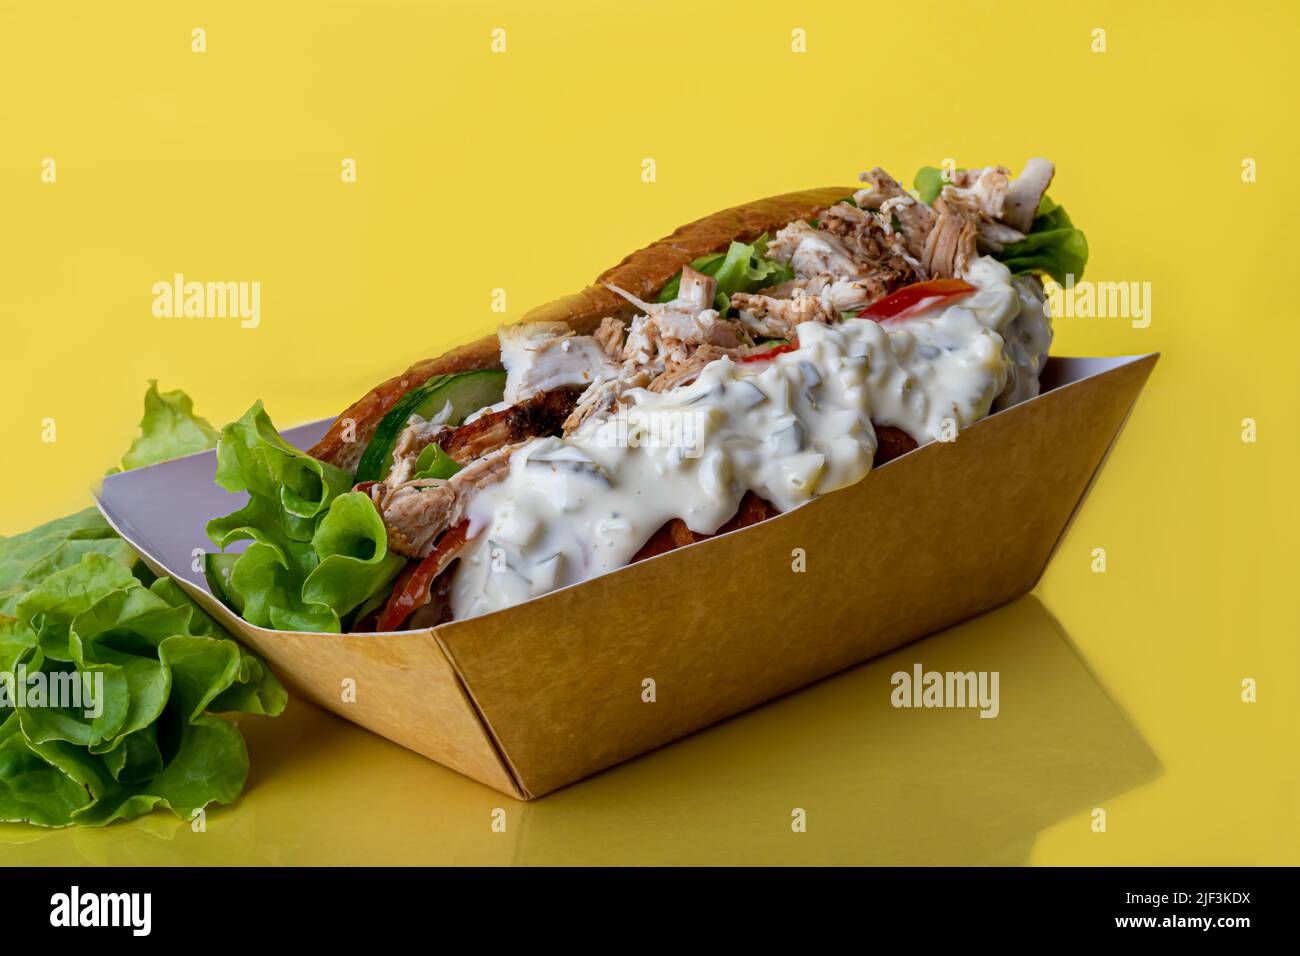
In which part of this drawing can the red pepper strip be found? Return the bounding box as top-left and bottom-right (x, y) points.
(863, 278), (976, 322)
(375, 520), (471, 631)
(737, 342), (799, 364)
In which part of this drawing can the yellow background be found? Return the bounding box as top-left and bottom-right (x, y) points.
(1, 0), (1295, 865)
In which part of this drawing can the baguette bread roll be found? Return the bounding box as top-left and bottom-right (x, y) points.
(308, 186), (854, 469)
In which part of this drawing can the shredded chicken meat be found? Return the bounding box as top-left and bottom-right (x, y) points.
(498, 321), (619, 403)
(605, 267), (750, 370)
(1002, 158), (1055, 233)
(922, 195), (980, 279)
(372, 442), (524, 558)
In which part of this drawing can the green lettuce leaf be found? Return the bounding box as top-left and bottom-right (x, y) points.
(0, 383), (288, 828)
(303, 492), (406, 618)
(0, 552), (285, 827)
(147, 576), (285, 716)
(206, 403), (403, 632)
(411, 443), (461, 481)
(0, 714), (91, 827)
(914, 165), (948, 204)
(910, 165), (1089, 285)
(0, 509), (143, 617)
(995, 195), (1089, 284)
(17, 552), (142, 663)
(656, 234), (794, 312)
(120, 380), (221, 471)
(209, 400), (353, 546)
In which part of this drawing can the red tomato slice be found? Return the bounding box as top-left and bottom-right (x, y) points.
(737, 342), (799, 363)
(862, 278), (976, 322)
(375, 520), (471, 631)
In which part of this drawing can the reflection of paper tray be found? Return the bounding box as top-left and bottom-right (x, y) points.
(506, 595), (1160, 866)
(95, 354), (1158, 801)
(0, 594), (1159, 865)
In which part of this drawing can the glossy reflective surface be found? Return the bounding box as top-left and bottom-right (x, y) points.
(1, 597), (1171, 866)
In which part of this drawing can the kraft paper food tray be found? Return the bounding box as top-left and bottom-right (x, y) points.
(94, 353), (1158, 800)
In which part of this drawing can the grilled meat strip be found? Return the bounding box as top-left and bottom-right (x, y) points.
(437, 386), (580, 464)
(631, 492), (781, 564)
(873, 425), (918, 465)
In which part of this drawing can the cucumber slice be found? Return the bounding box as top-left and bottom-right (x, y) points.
(203, 551), (245, 615)
(354, 369), (507, 482)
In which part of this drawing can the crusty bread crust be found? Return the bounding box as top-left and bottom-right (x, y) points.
(309, 186), (853, 469)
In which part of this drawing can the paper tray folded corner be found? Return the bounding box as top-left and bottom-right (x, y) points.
(96, 353), (1158, 800)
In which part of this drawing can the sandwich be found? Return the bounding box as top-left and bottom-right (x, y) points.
(203, 159), (1087, 633)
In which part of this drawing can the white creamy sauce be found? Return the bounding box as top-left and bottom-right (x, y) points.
(449, 255), (1050, 620)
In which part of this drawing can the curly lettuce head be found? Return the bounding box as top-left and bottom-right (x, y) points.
(0, 383), (286, 828)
